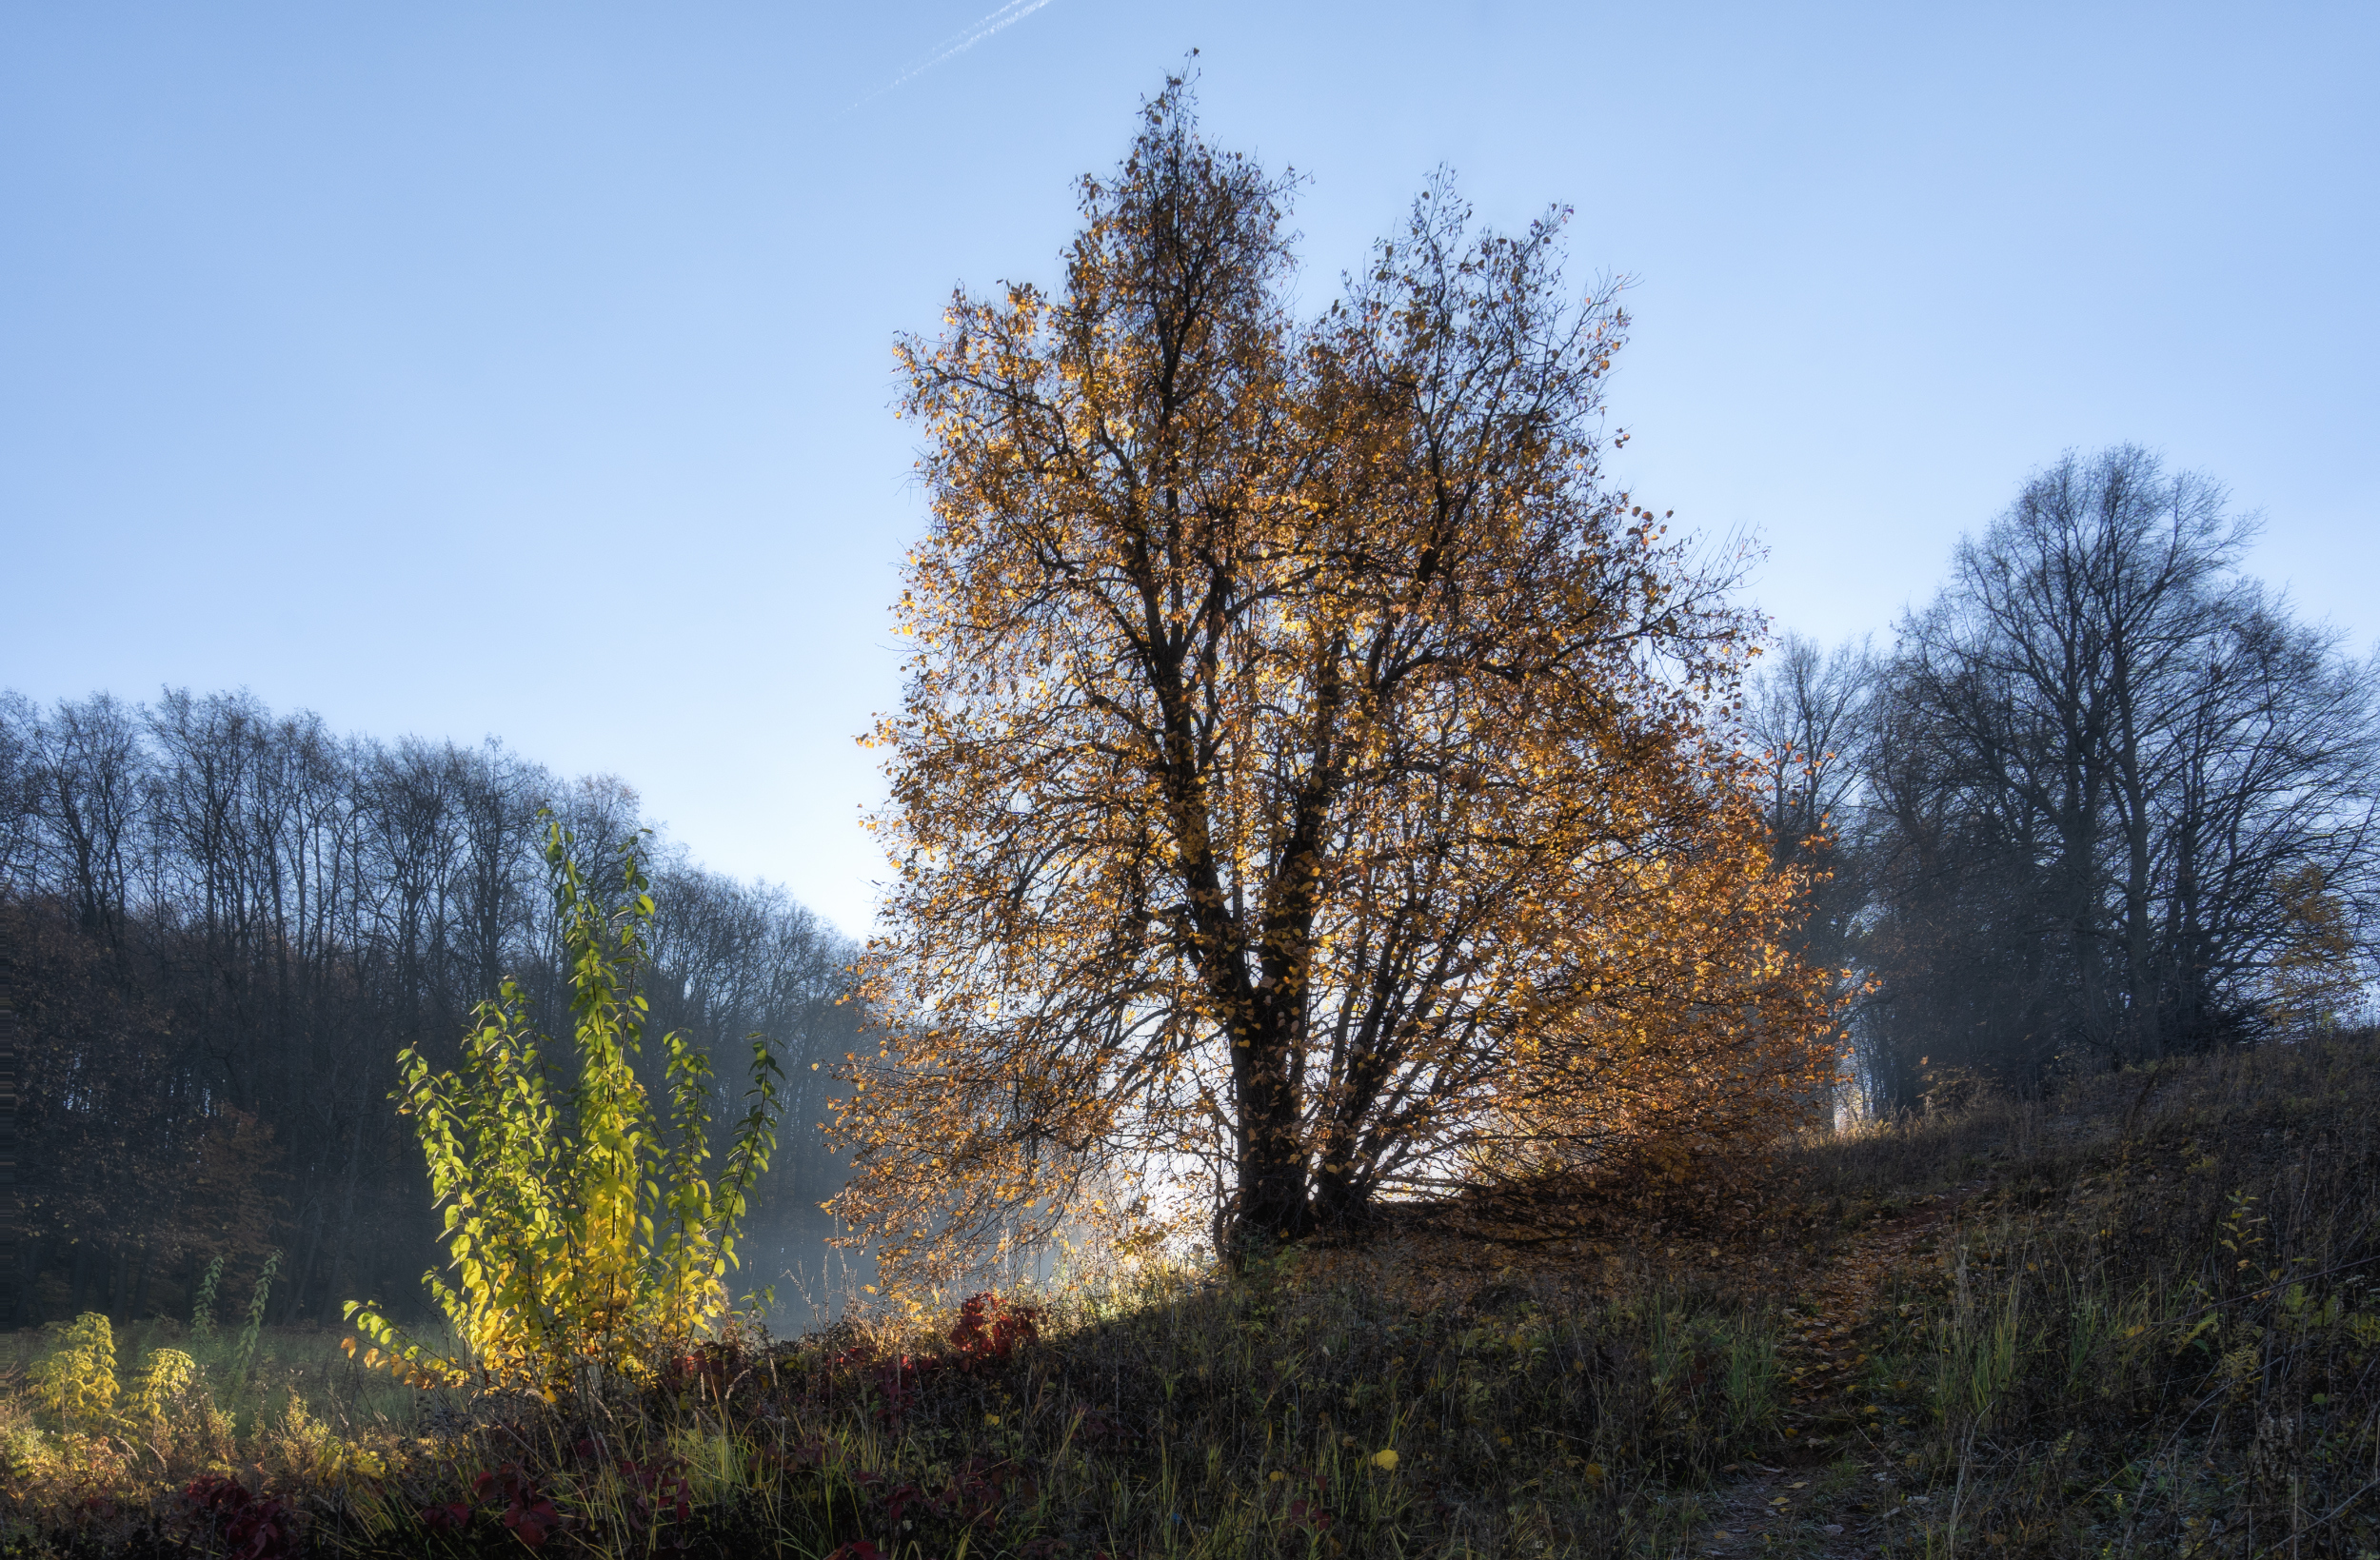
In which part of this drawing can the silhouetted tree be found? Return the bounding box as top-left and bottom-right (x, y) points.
(1854, 448), (2379, 1105)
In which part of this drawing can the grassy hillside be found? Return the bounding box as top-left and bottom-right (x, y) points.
(5, 1032), (2376, 1557)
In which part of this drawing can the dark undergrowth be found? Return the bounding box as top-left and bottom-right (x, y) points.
(7, 1028), (2378, 1557)
(1775, 1029), (2380, 1556)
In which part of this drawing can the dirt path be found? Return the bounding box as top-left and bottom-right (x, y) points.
(1691, 1184), (1983, 1557)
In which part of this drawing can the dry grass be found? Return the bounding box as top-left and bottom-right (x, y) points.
(5, 1031), (2377, 1557)
(1765, 1031), (2380, 1556)
(0, 1248), (1790, 1556)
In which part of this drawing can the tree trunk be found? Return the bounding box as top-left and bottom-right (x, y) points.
(1228, 992), (1312, 1258)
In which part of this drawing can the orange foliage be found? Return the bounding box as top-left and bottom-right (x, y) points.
(831, 80), (1841, 1282)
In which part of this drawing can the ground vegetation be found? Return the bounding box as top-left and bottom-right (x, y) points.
(6, 1027), (2376, 1556)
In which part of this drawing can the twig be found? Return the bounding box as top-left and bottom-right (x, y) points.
(2251, 1473), (2380, 1558)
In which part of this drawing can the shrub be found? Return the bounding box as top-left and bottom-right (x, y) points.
(344, 818), (783, 1398)
(124, 1347), (199, 1431)
(30, 1313), (117, 1427)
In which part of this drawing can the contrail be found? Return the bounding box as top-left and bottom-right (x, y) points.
(854, 0), (1061, 109)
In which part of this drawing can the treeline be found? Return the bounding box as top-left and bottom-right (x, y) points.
(1748, 446), (2380, 1112)
(0, 688), (862, 1330)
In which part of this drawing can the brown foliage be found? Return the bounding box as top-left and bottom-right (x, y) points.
(833, 80), (1841, 1283)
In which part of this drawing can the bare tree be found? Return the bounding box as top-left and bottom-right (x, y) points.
(452, 741), (546, 1000)
(1745, 634), (1874, 875)
(38, 695), (149, 942)
(2153, 594), (2380, 1037)
(1856, 448), (2380, 1101)
(0, 692), (42, 891)
(1742, 635), (1877, 1109)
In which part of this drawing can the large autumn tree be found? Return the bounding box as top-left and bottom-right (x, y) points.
(833, 82), (1838, 1277)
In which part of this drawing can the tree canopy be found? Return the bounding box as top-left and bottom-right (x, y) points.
(832, 82), (1840, 1277)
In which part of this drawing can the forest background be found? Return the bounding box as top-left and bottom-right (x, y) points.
(0, 704), (863, 1332)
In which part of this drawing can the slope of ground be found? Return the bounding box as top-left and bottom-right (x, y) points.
(1693, 1032), (2380, 1558)
(4, 1031), (2376, 1557)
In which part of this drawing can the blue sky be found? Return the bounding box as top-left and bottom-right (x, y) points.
(4, 3), (2372, 936)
